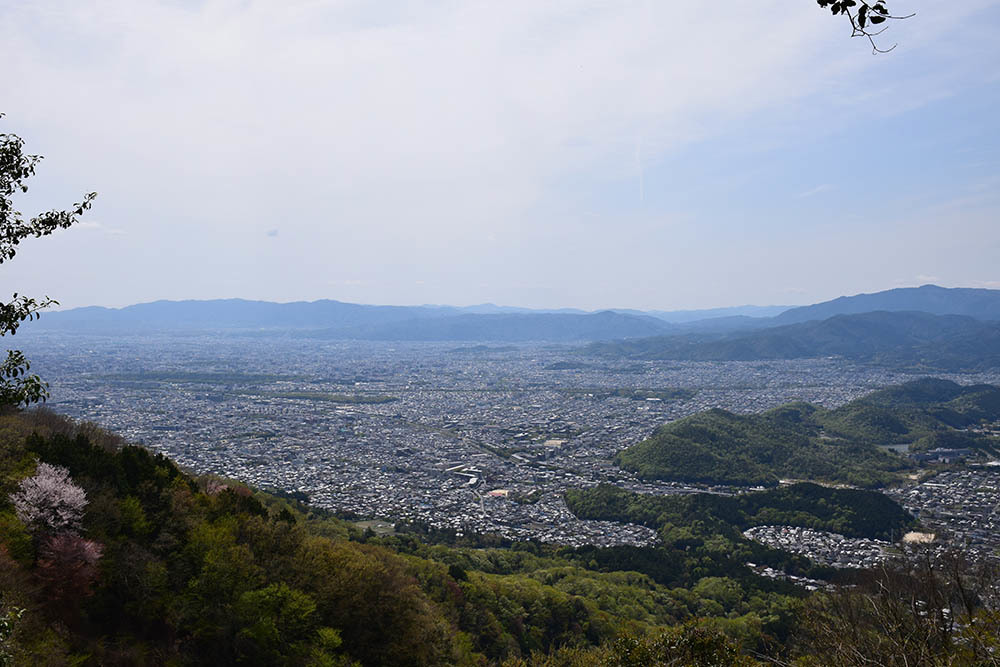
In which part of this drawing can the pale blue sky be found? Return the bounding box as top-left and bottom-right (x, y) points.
(2, 0), (998, 310)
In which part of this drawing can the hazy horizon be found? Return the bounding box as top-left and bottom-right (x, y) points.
(43, 281), (1000, 317)
(47, 295), (799, 313)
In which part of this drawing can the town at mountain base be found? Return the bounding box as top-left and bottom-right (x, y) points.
(3, 402), (1000, 665)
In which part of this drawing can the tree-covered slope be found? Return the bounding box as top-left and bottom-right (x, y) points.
(588, 311), (1000, 371)
(0, 410), (629, 665)
(565, 482), (915, 541)
(773, 284), (1000, 324)
(615, 379), (1000, 488)
(0, 409), (815, 665)
(822, 378), (1000, 445)
(0, 406), (984, 665)
(615, 404), (910, 488)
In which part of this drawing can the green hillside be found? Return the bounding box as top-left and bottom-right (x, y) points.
(615, 379), (1000, 488)
(588, 311), (1000, 371)
(565, 483), (915, 542)
(2, 405), (997, 665)
(0, 409), (816, 665)
(771, 284), (1000, 324)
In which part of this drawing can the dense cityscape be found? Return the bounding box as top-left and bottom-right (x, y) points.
(18, 331), (1000, 562)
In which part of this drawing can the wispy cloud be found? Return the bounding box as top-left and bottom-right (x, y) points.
(71, 220), (126, 236)
(796, 184), (834, 198)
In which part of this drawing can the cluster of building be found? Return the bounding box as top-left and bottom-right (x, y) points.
(743, 525), (892, 569)
(16, 331), (1000, 554)
(744, 563), (827, 591)
(911, 448), (975, 464)
(884, 467), (1000, 559)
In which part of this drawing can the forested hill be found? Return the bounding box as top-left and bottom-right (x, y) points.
(0, 404), (987, 664)
(615, 378), (1000, 488)
(0, 409), (817, 664)
(565, 483), (915, 541)
(587, 311), (1000, 370)
(773, 284), (1000, 324)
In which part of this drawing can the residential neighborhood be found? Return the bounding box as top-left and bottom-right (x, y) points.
(18, 331), (1000, 557)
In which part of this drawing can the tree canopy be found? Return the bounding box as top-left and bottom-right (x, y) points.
(0, 115), (95, 407)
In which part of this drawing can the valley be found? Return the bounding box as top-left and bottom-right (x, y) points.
(18, 331), (1000, 561)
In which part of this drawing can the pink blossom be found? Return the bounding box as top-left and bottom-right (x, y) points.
(37, 533), (104, 600)
(9, 462), (87, 534)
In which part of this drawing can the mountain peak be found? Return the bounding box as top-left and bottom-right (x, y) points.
(774, 285), (1000, 324)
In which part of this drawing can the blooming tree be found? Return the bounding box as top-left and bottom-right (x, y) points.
(9, 462), (87, 534)
(36, 533), (104, 601)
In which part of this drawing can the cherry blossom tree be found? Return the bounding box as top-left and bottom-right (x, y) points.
(36, 533), (104, 602)
(9, 462), (87, 534)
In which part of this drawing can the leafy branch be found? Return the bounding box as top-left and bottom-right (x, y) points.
(0, 113), (96, 407)
(816, 0), (915, 54)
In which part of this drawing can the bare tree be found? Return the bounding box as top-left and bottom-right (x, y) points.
(797, 549), (1000, 665)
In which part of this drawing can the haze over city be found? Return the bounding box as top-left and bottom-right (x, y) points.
(3, 0), (999, 311)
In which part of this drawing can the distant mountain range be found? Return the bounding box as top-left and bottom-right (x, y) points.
(588, 311), (1000, 371)
(773, 284), (1000, 324)
(314, 310), (671, 342)
(582, 285), (1000, 370)
(26, 285), (1000, 360)
(34, 299), (792, 335)
(32, 299), (677, 342)
(616, 305), (792, 323)
(35, 298), (457, 331)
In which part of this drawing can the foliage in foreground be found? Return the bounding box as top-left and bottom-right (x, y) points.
(1, 117), (96, 408)
(1, 408), (998, 665)
(794, 553), (1000, 666)
(0, 409), (801, 665)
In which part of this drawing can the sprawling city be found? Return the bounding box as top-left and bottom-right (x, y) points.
(19, 331), (1000, 563)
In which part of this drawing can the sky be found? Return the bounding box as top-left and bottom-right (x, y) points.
(2, 0), (999, 311)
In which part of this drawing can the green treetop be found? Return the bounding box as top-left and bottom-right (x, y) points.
(0, 114), (95, 406)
